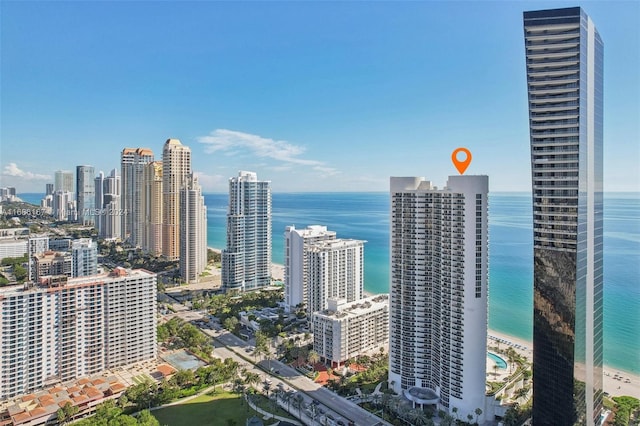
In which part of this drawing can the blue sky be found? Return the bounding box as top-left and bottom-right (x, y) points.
(1, 1), (638, 193)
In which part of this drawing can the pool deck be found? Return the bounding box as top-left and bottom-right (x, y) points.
(488, 329), (640, 398)
(486, 352), (511, 383)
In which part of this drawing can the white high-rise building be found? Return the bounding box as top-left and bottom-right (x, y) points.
(72, 238), (98, 277)
(306, 239), (365, 315)
(27, 235), (49, 281)
(388, 175), (489, 421)
(95, 171), (105, 233)
(284, 225), (337, 312)
(54, 170), (74, 193)
(162, 139), (191, 261)
(0, 268), (157, 400)
(102, 169), (121, 240)
(121, 148), (154, 246)
(179, 174), (207, 282)
(52, 190), (75, 222)
(222, 171), (271, 291)
(76, 165), (95, 226)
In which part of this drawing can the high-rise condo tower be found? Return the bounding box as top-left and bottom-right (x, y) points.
(121, 148), (154, 246)
(162, 139), (191, 261)
(389, 175), (489, 422)
(524, 7), (603, 425)
(76, 165), (95, 226)
(222, 171), (271, 291)
(179, 174), (207, 282)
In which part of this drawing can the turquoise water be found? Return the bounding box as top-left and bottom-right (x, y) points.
(17, 192), (640, 375)
(488, 352), (507, 370)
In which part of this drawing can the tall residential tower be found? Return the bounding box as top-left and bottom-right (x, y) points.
(121, 148), (154, 246)
(76, 165), (95, 226)
(222, 171), (271, 291)
(162, 139), (191, 261)
(179, 174), (207, 282)
(389, 176), (489, 421)
(284, 225), (337, 312)
(143, 161), (163, 256)
(524, 7), (603, 425)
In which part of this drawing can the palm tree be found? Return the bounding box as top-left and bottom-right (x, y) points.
(309, 401), (320, 425)
(408, 408), (421, 425)
(397, 404), (410, 422)
(262, 380), (271, 399)
(452, 406), (458, 421)
(233, 378), (245, 395)
(293, 394), (305, 420)
(439, 413), (455, 426)
(412, 409), (430, 426)
(475, 407), (483, 424)
(282, 390), (294, 414)
(381, 393), (392, 416)
(372, 393), (381, 410)
(308, 350), (320, 371)
(244, 372), (260, 388)
(467, 413), (474, 424)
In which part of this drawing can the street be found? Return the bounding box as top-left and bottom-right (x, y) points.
(208, 328), (389, 426)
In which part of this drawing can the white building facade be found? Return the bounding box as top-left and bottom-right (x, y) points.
(0, 269), (157, 400)
(312, 294), (389, 368)
(27, 236), (50, 281)
(306, 239), (365, 315)
(179, 174), (207, 282)
(222, 171), (272, 291)
(389, 176), (489, 421)
(284, 225), (337, 312)
(0, 240), (28, 262)
(71, 238), (98, 277)
(76, 165), (95, 226)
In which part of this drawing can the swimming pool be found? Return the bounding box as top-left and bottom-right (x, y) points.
(488, 352), (507, 369)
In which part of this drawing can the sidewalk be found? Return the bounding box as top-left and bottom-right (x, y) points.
(146, 383), (224, 412)
(245, 394), (303, 426)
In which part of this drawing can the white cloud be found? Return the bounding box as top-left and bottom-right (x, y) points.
(193, 171), (226, 192)
(2, 163), (50, 181)
(313, 166), (340, 177)
(197, 129), (331, 168)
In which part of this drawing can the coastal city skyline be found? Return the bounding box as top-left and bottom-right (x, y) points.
(0, 2), (638, 425)
(1, 1), (639, 193)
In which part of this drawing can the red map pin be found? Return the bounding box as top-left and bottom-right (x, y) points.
(452, 148), (472, 175)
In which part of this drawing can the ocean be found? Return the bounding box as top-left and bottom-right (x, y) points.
(205, 192), (640, 375)
(16, 192), (640, 374)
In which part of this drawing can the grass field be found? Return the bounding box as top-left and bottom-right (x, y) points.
(152, 391), (261, 426)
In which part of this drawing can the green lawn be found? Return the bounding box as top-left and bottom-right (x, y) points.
(249, 394), (298, 422)
(152, 391), (260, 426)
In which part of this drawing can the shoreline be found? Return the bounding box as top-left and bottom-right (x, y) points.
(488, 329), (640, 398)
(207, 247), (639, 397)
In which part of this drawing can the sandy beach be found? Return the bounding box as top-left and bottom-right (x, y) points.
(489, 329), (640, 398)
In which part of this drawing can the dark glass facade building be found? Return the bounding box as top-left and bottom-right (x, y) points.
(524, 7), (603, 426)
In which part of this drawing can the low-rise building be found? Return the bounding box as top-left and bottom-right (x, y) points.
(32, 251), (72, 281)
(0, 239), (27, 262)
(312, 294), (389, 368)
